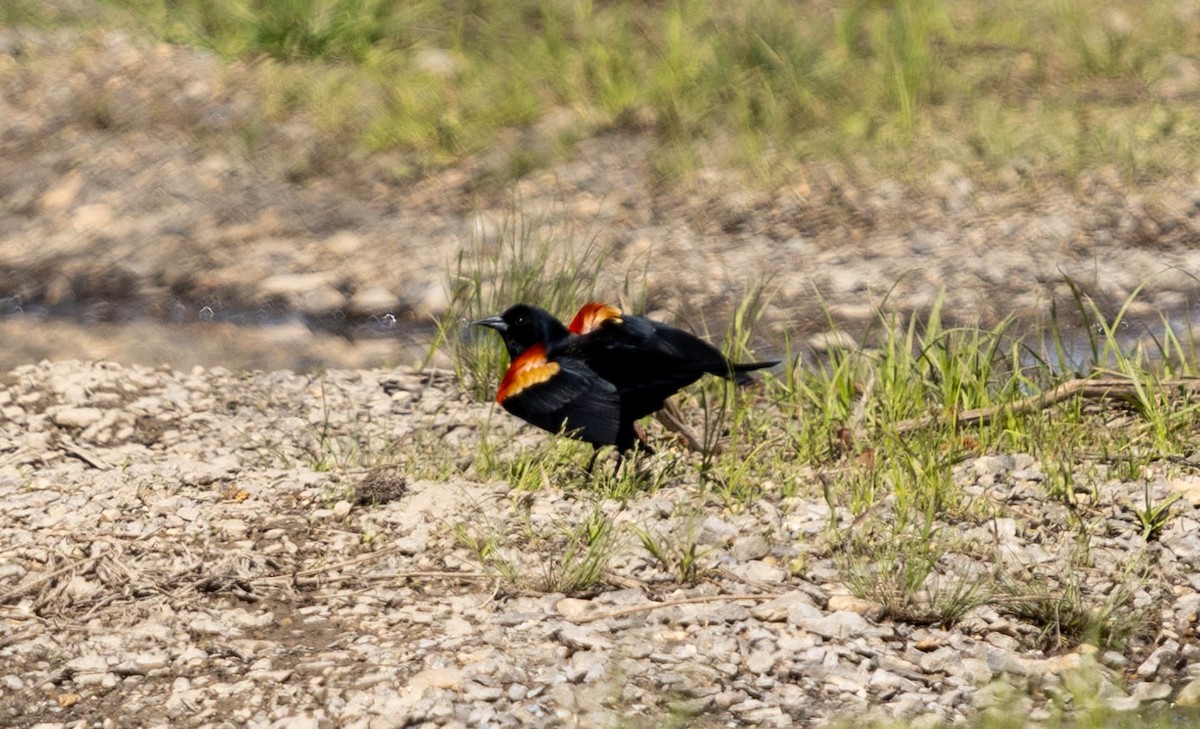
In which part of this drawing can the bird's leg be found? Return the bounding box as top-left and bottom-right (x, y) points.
(611, 449), (626, 480)
(653, 399), (713, 454)
(585, 445), (602, 475)
(633, 424), (656, 454)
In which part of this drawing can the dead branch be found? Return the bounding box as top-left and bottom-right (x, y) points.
(893, 377), (1200, 434)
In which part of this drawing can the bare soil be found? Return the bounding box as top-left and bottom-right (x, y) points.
(2, 26), (1200, 372)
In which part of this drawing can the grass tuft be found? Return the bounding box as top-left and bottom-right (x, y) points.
(426, 199), (611, 400)
(45, 0), (1200, 185)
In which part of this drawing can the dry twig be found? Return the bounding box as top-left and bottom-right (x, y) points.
(567, 593), (781, 624)
(893, 377), (1200, 434)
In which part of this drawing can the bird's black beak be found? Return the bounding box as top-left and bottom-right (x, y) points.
(473, 315), (508, 332)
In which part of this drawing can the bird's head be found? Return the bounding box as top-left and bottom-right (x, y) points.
(473, 303), (570, 360)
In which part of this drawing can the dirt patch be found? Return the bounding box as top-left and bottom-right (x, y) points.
(2, 360), (1199, 726)
(2, 26), (1199, 372)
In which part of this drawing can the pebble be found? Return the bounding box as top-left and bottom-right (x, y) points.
(826, 594), (884, 619)
(1176, 676), (1200, 707)
(796, 611), (872, 640)
(752, 590), (817, 622)
(1136, 641), (1179, 679)
(731, 535), (771, 562)
(51, 406), (104, 428)
(556, 625), (613, 652)
(731, 560), (786, 583)
(698, 516), (738, 545)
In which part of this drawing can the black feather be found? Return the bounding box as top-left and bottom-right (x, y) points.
(499, 356), (621, 446)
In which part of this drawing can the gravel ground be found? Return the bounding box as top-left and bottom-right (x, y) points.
(3, 360), (1200, 728)
(4, 17), (1200, 729)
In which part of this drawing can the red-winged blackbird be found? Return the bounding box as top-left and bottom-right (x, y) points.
(475, 301), (778, 463)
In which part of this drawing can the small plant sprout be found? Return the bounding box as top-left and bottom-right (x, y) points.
(1133, 482), (1181, 541)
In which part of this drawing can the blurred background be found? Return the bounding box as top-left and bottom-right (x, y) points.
(2, 0), (1199, 373)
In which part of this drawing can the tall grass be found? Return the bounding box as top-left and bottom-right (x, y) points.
(655, 282), (1198, 636)
(426, 201), (611, 399)
(56, 0), (1200, 184)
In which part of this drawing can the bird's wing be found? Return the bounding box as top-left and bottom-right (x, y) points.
(568, 301), (623, 335)
(497, 345), (621, 445)
(574, 316), (721, 381)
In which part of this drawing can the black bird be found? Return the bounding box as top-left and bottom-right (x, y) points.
(474, 305), (625, 454)
(474, 301), (777, 465)
(566, 301), (777, 425)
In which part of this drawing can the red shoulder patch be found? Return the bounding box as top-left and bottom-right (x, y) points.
(497, 344), (561, 403)
(568, 301), (623, 335)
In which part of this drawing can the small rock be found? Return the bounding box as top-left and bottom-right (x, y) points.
(1104, 694), (1140, 712)
(827, 594), (884, 620)
(669, 696), (715, 716)
(324, 230), (363, 254)
(557, 625), (613, 652)
(71, 203), (112, 232)
(413, 48), (459, 77)
(65, 575), (99, 601)
(972, 682), (1015, 709)
(394, 536), (426, 555)
(868, 668), (907, 691)
(556, 597), (593, 620)
(955, 658), (993, 685)
(463, 682), (504, 702)
(443, 616), (473, 637)
(1175, 676), (1200, 707)
(1136, 642), (1180, 679)
(567, 651), (609, 683)
(1168, 475), (1200, 506)
(697, 516), (737, 545)
(730, 560), (785, 584)
(752, 590), (817, 623)
(112, 652), (168, 676)
(796, 611), (871, 640)
(984, 647), (1029, 676)
(259, 271), (338, 297)
(507, 683), (528, 701)
(1044, 651), (1086, 674)
(731, 535), (770, 562)
(745, 649), (776, 675)
(52, 407), (104, 429)
(918, 647), (957, 674)
(215, 519), (248, 539)
(408, 667), (464, 692)
(676, 601), (751, 625)
(985, 631), (1021, 651)
(1131, 682), (1172, 702)
(822, 670), (868, 694)
(0, 563), (27, 583)
(414, 282), (449, 318)
(66, 654), (109, 674)
(332, 500), (352, 517)
(1100, 651), (1128, 669)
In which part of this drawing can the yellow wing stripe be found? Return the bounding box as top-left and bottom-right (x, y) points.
(497, 345), (562, 403)
(569, 301), (623, 335)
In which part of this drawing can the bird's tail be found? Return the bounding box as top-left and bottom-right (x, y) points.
(730, 359), (781, 386)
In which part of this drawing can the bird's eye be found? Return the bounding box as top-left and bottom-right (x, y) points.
(515, 315), (528, 327)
